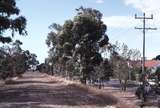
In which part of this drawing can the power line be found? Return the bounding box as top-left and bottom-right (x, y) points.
(135, 12), (157, 75)
(82, 0), (87, 7)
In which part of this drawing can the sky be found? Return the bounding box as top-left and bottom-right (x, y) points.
(14, 0), (160, 63)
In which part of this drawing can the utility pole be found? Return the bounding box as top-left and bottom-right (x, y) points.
(135, 13), (157, 76)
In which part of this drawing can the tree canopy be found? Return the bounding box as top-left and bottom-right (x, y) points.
(154, 55), (160, 60)
(46, 7), (109, 84)
(0, 0), (27, 43)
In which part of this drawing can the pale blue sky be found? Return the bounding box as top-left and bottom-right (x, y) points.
(14, 0), (160, 63)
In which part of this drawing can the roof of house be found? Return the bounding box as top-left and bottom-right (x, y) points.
(145, 60), (160, 68)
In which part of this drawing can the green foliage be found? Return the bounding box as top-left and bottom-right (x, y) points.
(0, 40), (39, 79)
(155, 68), (160, 86)
(154, 55), (160, 60)
(0, 0), (27, 43)
(46, 7), (110, 83)
(156, 67), (160, 74)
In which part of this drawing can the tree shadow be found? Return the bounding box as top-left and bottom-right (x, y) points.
(107, 83), (138, 88)
(0, 83), (118, 107)
(135, 94), (159, 107)
(5, 80), (59, 85)
(136, 100), (158, 107)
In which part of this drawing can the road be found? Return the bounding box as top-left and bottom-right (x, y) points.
(104, 79), (159, 108)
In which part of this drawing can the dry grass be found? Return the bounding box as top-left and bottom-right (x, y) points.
(66, 83), (137, 108)
(67, 83), (118, 105)
(48, 75), (136, 108)
(0, 72), (136, 108)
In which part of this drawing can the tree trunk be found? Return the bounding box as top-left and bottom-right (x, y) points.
(80, 77), (86, 84)
(119, 79), (123, 90)
(123, 80), (127, 91)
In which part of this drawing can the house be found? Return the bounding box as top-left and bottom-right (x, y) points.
(145, 60), (160, 74)
(145, 60), (160, 68)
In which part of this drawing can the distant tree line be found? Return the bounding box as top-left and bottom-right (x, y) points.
(0, 40), (39, 80)
(109, 41), (141, 91)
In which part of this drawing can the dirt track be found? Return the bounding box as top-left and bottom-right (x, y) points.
(0, 72), (118, 108)
(0, 71), (159, 108)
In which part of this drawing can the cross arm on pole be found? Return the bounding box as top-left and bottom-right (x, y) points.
(135, 27), (157, 30)
(135, 27), (143, 30)
(145, 27), (157, 30)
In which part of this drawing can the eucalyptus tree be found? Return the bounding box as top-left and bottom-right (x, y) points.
(110, 42), (141, 91)
(0, 0), (27, 43)
(46, 7), (109, 84)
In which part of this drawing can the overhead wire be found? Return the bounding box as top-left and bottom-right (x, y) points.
(82, 0), (88, 8)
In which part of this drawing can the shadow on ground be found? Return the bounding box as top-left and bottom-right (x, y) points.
(0, 73), (118, 108)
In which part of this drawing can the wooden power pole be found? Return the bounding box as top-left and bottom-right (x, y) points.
(135, 13), (157, 75)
